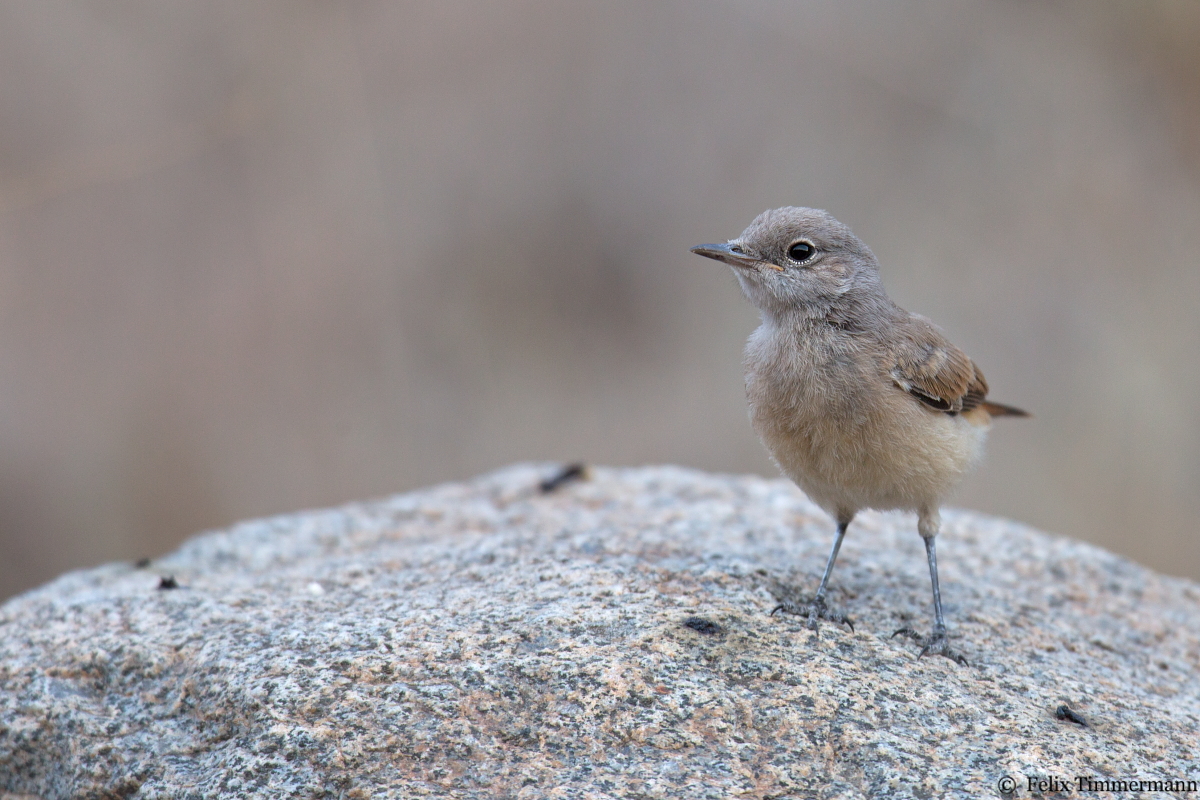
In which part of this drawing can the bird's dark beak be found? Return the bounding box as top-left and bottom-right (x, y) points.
(689, 243), (779, 271)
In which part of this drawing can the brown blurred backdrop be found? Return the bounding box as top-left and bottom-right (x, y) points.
(1, 1), (1198, 600)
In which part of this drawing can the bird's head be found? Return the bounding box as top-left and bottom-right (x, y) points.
(691, 207), (882, 318)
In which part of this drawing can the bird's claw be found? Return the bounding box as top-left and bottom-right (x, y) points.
(891, 626), (968, 666)
(771, 596), (854, 633)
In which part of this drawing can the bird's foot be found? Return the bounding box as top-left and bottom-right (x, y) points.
(891, 626), (969, 666)
(771, 595), (854, 633)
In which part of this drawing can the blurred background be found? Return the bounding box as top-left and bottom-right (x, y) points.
(1, 0), (1198, 600)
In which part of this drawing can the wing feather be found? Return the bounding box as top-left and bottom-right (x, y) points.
(890, 315), (989, 415)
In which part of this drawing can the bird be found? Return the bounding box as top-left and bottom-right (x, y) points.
(691, 207), (1027, 665)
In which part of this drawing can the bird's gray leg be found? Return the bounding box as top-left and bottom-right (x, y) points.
(813, 518), (849, 605)
(771, 515), (854, 632)
(893, 509), (968, 666)
(925, 534), (948, 636)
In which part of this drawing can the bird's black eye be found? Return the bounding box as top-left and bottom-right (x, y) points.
(787, 240), (815, 263)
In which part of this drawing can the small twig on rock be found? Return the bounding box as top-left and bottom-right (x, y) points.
(539, 463), (588, 493)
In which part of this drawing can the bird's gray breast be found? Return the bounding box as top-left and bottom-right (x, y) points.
(744, 320), (879, 428)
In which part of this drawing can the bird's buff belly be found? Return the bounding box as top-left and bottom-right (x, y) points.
(752, 405), (987, 515)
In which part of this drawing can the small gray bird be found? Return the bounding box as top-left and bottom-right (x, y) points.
(691, 207), (1027, 665)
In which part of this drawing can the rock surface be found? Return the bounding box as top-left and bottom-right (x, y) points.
(1, 464), (1198, 799)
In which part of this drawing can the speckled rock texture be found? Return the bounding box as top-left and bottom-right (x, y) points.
(1, 465), (1198, 799)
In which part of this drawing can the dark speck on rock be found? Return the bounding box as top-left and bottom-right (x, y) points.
(1055, 704), (1088, 727)
(682, 616), (723, 636)
(157, 575), (179, 590)
(539, 462), (587, 493)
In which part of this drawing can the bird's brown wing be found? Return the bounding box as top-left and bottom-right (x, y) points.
(889, 315), (988, 415)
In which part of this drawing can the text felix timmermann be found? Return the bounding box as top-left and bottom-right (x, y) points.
(1028, 775), (1197, 794)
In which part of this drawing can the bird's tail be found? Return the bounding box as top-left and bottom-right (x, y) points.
(981, 401), (1030, 418)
